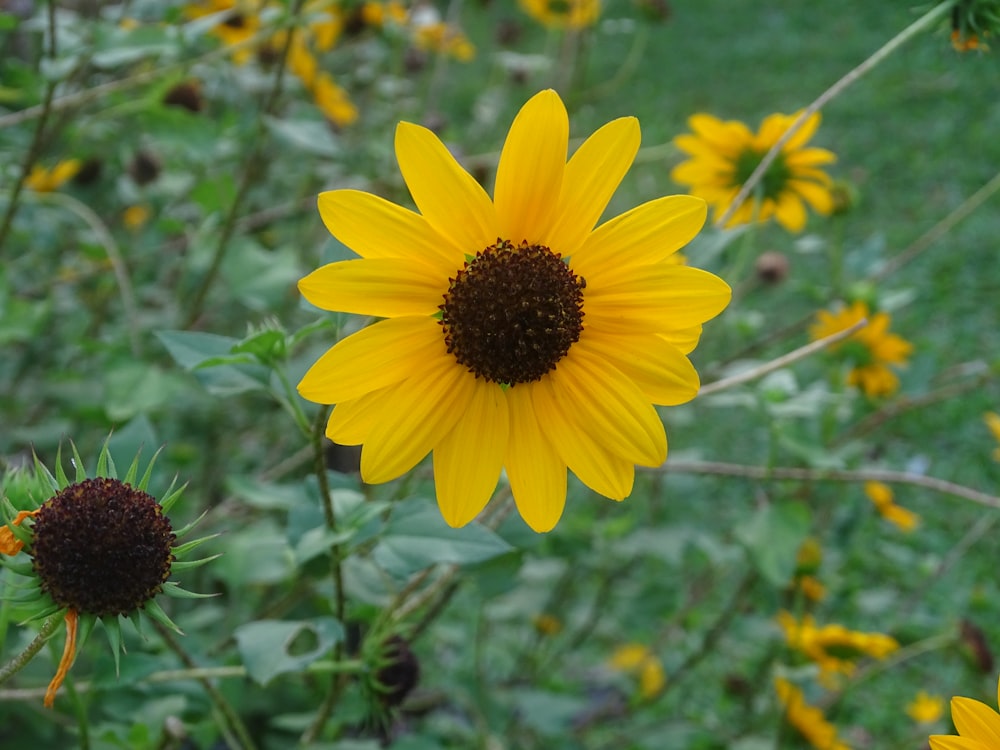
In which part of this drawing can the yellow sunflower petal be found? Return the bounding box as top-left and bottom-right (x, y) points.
(660, 326), (703, 355)
(952, 697), (1000, 745)
(787, 179), (834, 214)
(571, 195), (707, 282)
(543, 116), (640, 257)
(505, 384), (567, 532)
(317, 190), (459, 271)
(782, 111), (821, 151)
(786, 147), (837, 167)
(577, 333), (699, 406)
(298, 258), (444, 317)
(360, 357), (475, 484)
(395, 121), (498, 256)
(773, 192), (807, 233)
(548, 348), (667, 466)
(494, 89), (568, 243)
(298, 317), (443, 404)
(533, 376), (635, 499)
(585, 266), (732, 333)
(433, 380), (509, 527)
(929, 737), (991, 750)
(325, 387), (392, 444)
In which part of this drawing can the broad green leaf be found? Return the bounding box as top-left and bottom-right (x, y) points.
(234, 618), (343, 686)
(735, 502), (811, 587)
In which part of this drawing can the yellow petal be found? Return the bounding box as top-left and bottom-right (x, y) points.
(584, 265), (732, 334)
(533, 374), (635, 499)
(298, 258), (444, 317)
(952, 697), (1000, 744)
(547, 348), (667, 466)
(543, 116), (640, 256)
(660, 326), (703, 355)
(576, 332), (699, 406)
(570, 195), (707, 283)
(360, 356), (475, 483)
(787, 179), (833, 214)
(494, 89), (568, 243)
(433, 379), (509, 527)
(773, 192), (807, 233)
(929, 737), (991, 750)
(782, 111), (822, 151)
(298, 317), (444, 404)
(395, 121), (497, 256)
(317, 190), (460, 272)
(504, 384), (567, 532)
(325, 387), (392, 444)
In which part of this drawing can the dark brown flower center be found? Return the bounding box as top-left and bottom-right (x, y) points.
(439, 239), (585, 386)
(30, 478), (175, 617)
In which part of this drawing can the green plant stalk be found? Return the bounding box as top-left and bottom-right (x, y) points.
(301, 404), (349, 744)
(0, 614), (61, 687)
(716, 0), (959, 229)
(152, 619), (259, 750)
(184, 0), (308, 327)
(0, 0), (59, 256)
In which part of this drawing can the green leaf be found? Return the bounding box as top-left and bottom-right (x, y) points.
(234, 618), (343, 686)
(735, 502), (811, 587)
(372, 499), (514, 577)
(155, 330), (271, 395)
(264, 115), (341, 157)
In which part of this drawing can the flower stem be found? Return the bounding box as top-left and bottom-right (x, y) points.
(184, 0), (307, 328)
(716, 0), (958, 229)
(660, 460), (1000, 510)
(0, 614), (61, 687)
(0, 0), (59, 256)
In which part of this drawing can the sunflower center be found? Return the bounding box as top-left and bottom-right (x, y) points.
(30, 478), (175, 617)
(439, 239), (585, 386)
(734, 148), (791, 201)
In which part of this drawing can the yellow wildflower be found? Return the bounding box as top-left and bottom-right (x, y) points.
(25, 160), (82, 192)
(123, 205), (151, 231)
(518, 0), (601, 29)
(778, 611), (899, 681)
(864, 481), (920, 532)
(908, 690), (945, 725)
(930, 675), (1000, 749)
(984, 412), (1000, 461)
(608, 643), (665, 700)
(775, 678), (851, 750)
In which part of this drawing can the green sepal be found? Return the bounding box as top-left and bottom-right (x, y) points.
(32, 451), (60, 494)
(19, 602), (64, 625)
(161, 581), (217, 599)
(1, 583), (44, 603)
(143, 598), (183, 635)
(0, 558), (36, 577)
(128, 608), (144, 639)
(135, 447), (164, 492)
(102, 616), (124, 676)
(170, 554), (223, 571)
(70, 442), (88, 483)
(95, 439), (117, 479)
(1, 495), (17, 521)
(7, 518), (34, 548)
(76, 613), (97, 653)
(159, 479), (186, 515)
(172, 530), (217, 555)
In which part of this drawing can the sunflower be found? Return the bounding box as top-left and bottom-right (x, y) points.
(930, 676), (1000, 750)
(809, 300), (913, 398)
(518, 0), (601, 29)
(297, 89), (731, 532)
(671, 111), (836, 233)
(0, 442), (213, 708)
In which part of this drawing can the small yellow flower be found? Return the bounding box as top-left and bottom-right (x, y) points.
(930, 675), (1000, 749)
(412, 21), (476, 61)
(864, 481), (920, 532)
(908, 691), (945, 724)
(296, 89), (730, 532)
(518, 0), (601, 29)
(362, 1), (407, 28)
(608, 643), (665, 699)
(533, 613), (562, 635)
(183, 0), (263, 66)
(123, 204), (151, 231)
(984, 412), (1000, 461)
(810, 301), (913, 397)
(672, 110), (836, 233)
(778, 611), (898, 681)
(797, 575), (827, 602)
(775, 678), (851, 750)
(25, 160), (82, 192)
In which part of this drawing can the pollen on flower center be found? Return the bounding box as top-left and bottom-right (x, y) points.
(30, 477), (175, 617)
(439, 239), (585, 386)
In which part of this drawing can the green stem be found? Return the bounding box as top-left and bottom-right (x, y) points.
(716, 0), (958, 229)
(0, 0), (59, 256)
(152, 620), (259, 750)
(184, 0), (307, 327)
(0, 614), (61, 687)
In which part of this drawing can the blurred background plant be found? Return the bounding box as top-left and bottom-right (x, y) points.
(0, 0), (999, 748)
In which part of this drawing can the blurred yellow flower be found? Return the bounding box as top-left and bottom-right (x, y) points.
(984, 412), (1000, 461)
(123, 205), (151, 231)
(312, 73), (359, 126)
(519, 0), (600, 29)
(908, 690), (944, 724)
(25, 160), (82, 192)
(533, 613), (562, 635)
(183, 0), (263, 65)
(930, 675), (1000, 749)
(412, 21), (476, 61)
(778, 611), (898, 681)
(810, 301), (913, 397)
(775, 678), (851, 750)
(864, 481), (920, 532)
(608, 643), (665, 699)
(361, 1), (408, 28)
(296, 89), (730, 532)
(672, 110), (836, 233)
(797, 575), (827, 602)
